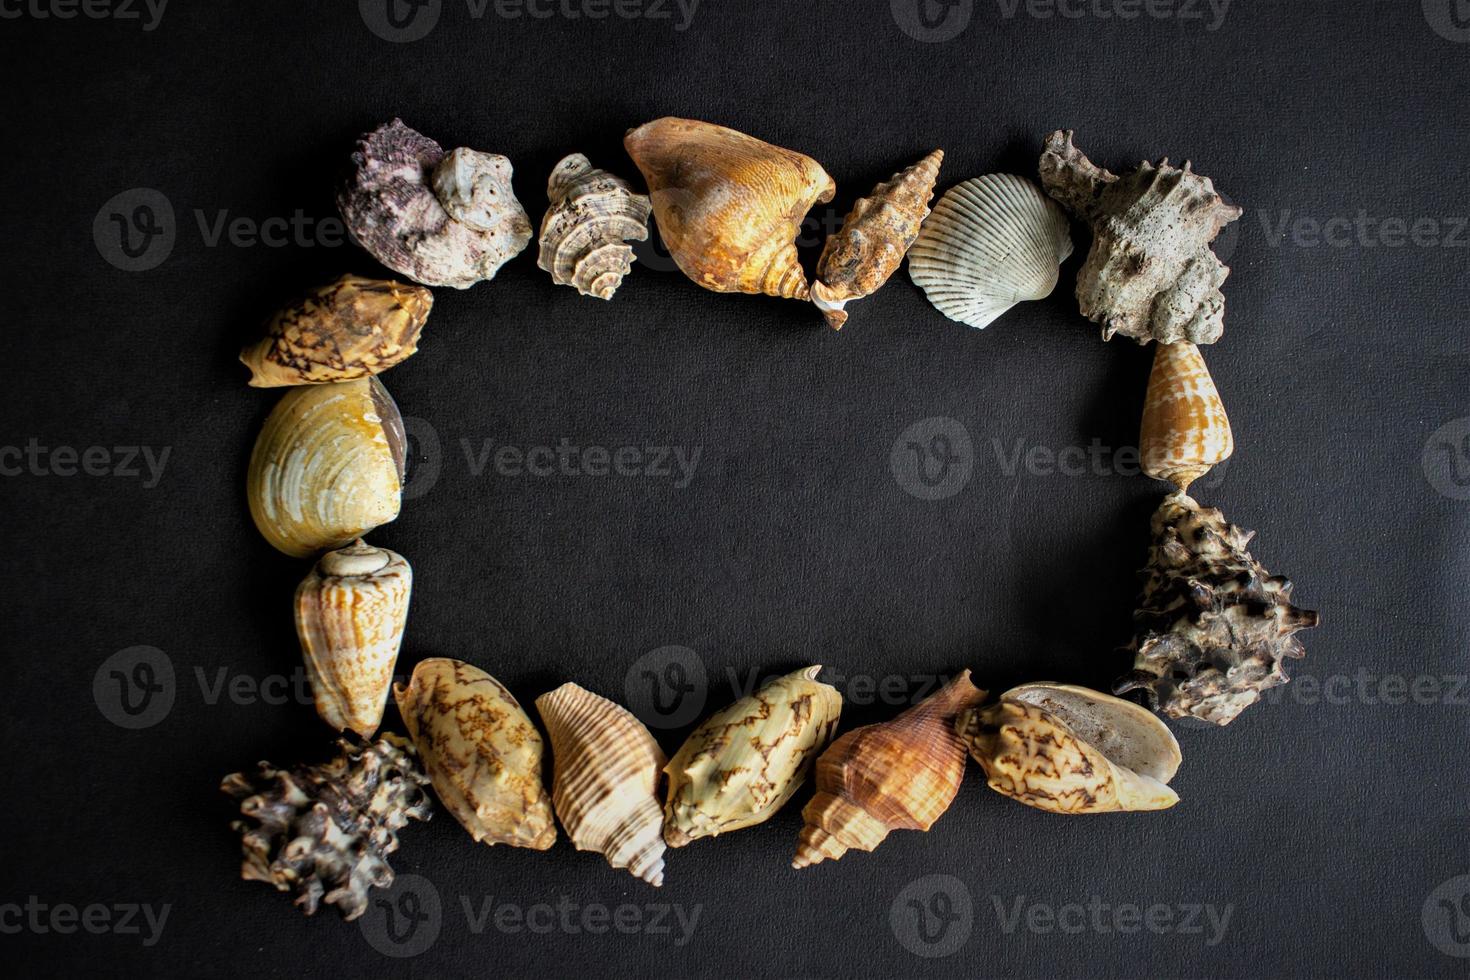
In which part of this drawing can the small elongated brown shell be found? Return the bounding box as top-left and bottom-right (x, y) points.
(394, 659), (556, 850)
(246, 377), (405, 558)
(535, 683), (667, 886)
(793, 670), (985, 868)
(811, 149), (943, 329)
(956, 683), (1181, 814)
(1140, 341), (1233, 491)
(295, 539), (411, 738)
(624, 117), (835, 300)
(663, 666), (842, 846)
(239, 275), (432, 387)
(537, 154), (651, 300)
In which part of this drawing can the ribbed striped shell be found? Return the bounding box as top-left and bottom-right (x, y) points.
(536, 683), (667, 886)
(1140, 341), (1233, 492)
(625, 117), (835, 300)
(793, 671), (985, 869)
(537, 154), (651, 300)
(295, 539), (411, 738)
(908, 174), (1073, 330)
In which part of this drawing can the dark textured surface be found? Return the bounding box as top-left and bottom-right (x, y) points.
(3, 1), (1467, 976)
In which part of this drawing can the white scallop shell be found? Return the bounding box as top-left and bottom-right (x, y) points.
(907, 174), (1073, 330)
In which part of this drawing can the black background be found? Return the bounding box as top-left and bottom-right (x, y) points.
(4, 0), (1468, 976)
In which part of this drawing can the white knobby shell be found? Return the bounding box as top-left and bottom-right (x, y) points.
(537, 154), (651, 300)
(908, 174), (1073, 330)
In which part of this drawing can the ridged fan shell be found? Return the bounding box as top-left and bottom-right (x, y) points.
(295, 539), (412, 738)
(1140, 341), (1234, 491)
(536, 683), (667, 886)
(793, 671), (985, 869)
(908, 174), (1073, 330)
(537, 154), (651, 300)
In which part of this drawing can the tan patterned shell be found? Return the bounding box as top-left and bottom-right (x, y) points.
(793, 670), (986, 868)
(536, 683), (667, 886)
(239, 275), (432, 387)
(956, 683), (1181, 814)
(394, 659), (556, 850)
(295, 539), (411, 738)
(663, 666), (842, 846)
(537, 154), (651, 300)
(811, 149), (943, 329)
(1140, 341), (1234, 491)
(624, 117), (835, 300)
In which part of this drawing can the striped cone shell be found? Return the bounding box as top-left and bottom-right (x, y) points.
(1140, 341), (1233, 491)
(907, 174), (1073, 330)
(536, 683), (668, 886)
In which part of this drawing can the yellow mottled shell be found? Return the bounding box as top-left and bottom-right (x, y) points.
(394, 659), (556, 850)
(624, 117), (835, 301)
(956, 683), (1181, 814)
(246, 377), (404, 558)
(811, 149), (943, 329)
(1140, 340), (1234, 491)
(536, 683), (667, 886)
(239, 275), (432, 387)
(793, 670), (985, 868)
(295, 539), (411, 738)
(663, 666), (841, 846)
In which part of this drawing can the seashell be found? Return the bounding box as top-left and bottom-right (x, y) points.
(337, 119), (533, 289)
(1115, 492), (1320, 725)
(811, 149), (944, 330)
(246, 376), (405, 558)
(239, 274), (433, 388)
(535, 683), (667, 886)
(295, 539), (412, 738)
(956, 683), (1182, 814)
(537, 154), (652, 300)
(624, 117), (835, 301)
(907, 174), (1073, 331)
(1139, 341), (1233, 492)
(1039, 130), (1243, 345)
(792, 671), (986, 869)
(394, 658), (556, 850)
(663, 666), (841, 846)
(220, 734), (432, 919)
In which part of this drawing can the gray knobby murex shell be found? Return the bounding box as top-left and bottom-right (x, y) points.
(337, 119), (532, 289)
(537, 153), (651, 300)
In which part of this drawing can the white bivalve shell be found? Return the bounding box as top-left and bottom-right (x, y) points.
(908, 174), (1073, 330)
(537, 154), (651, 299)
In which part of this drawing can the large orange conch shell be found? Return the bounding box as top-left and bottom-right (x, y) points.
(623, 117), (835, 300)
(811, 149), (943, 329)
(792, 671), (986, 869)
(1139, 341), (1234, 492)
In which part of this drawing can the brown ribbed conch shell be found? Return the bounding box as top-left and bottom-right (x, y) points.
(1140, 341), (1234, 492)
(1115, 493), (1320, 725)
(811, 149), (943, 330)
(537, 154), (651, 300)
(239, 275), (432, 387)
(295, 539), (411, 738)
(394, 658), (557, 850)
(624, 117), (836, 300)
(956, 683), (1182, 814)
(1039, 130), (1242, 345)
(220, 734), (432, 919)
(535, 683), (667, 886)
(792, 670), (985, 869)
